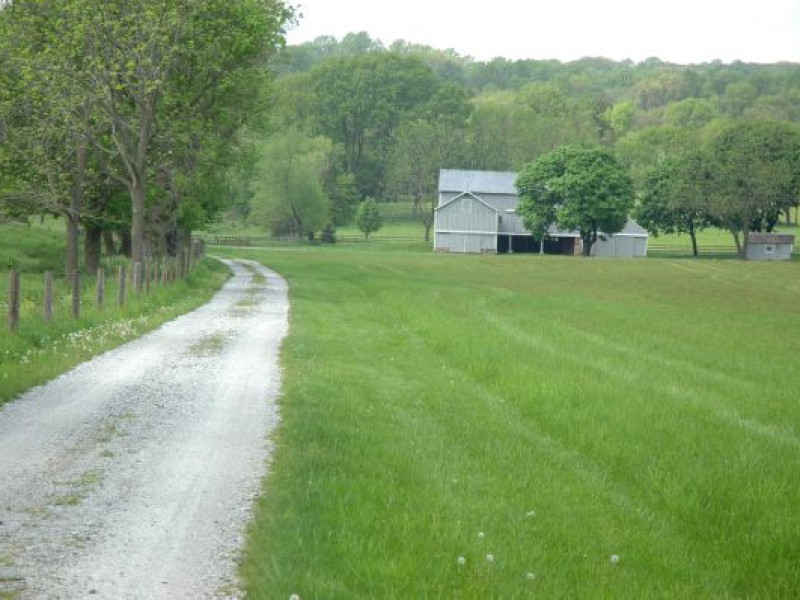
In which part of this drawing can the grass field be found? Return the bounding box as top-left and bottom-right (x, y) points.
(216, 243), (800, 598)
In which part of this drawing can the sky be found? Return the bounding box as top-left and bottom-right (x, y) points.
(285, 0), (800, 64)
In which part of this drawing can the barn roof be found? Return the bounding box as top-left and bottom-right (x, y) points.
(439, 169), (517, 195)
(435, 191), (499, 213)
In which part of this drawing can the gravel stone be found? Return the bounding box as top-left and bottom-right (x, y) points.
(0, 259), (289, 599)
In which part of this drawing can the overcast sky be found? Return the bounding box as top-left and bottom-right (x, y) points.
(285, 0), (800, 64)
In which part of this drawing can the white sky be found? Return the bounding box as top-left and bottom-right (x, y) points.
(285, 0), (800, 64)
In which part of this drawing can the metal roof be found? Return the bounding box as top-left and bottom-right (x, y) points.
(439, 169), (517, 195)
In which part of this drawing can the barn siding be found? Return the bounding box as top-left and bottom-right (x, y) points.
(435, 232), (497, 254)
(435, 195), (498, 234)
(594, 235), (648, 258)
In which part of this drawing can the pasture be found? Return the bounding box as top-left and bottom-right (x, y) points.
(222, 243), (800, 598)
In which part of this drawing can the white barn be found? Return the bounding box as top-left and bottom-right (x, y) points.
(433, 169), (648, 257)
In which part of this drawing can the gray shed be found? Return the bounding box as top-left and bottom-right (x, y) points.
(434, 169), (648, 257)
(746, 233), (795, 260)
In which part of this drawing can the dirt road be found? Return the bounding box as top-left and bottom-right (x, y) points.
(0, 259), (289, 599)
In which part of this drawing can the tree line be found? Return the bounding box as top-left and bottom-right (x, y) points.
(0, 0), (292, 275)
(243, 32), (800, 254)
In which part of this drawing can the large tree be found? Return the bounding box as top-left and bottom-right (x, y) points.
(705, 120), (800, 258)
(309, 53), (440, 196)
(386, 119), (462, 241)
(516, 145), (635, 257)
(249, 129), (331, 237)
(635, 152), (717, 256)
(4, 0), (292, 264)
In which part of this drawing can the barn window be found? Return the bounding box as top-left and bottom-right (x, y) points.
(765, 245), (774, 254)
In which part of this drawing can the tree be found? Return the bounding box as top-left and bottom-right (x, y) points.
(635, 152), (717, 256)
(705, 120), (800, 258)
(516, 145), (635, 257)
(355, 197), (383, 239)
(386, 119), (461, 241)
(326, 172), (360, 226)
(4, 0), (292, 264)
(309, 53), (440, 196)
(249, 130), (330, 237)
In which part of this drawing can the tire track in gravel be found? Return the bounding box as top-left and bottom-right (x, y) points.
(0, 259), (288, 599)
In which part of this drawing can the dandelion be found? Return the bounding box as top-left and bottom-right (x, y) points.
(527, 572), (536, 581)
(457, 556), (466, 567)
(289, 595), (300, 600)
(610, 554), (620, 565)
(485, 554), (494, 563)
(477, 531), (485, 540)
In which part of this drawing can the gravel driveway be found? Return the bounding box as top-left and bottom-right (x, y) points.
(0, 259), (289, 599)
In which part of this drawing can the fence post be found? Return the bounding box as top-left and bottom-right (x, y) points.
(153, 261), (160, 288)
(8, 269), (20, 333)
(118, 265), (127, 307)
(71, 270), (81, 319)
(145, 260), (151, 294)
(44, 270), (54, 322)
(96, 267), (105, 310)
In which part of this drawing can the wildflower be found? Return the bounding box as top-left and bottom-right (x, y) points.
(485, 554), (494, 563)
(527, 572), (536, 580)
(610, 554), (620, 565)
(477, 531), (485, 540)
(457, 556), (466, 566)
(289, 595), (300, 600)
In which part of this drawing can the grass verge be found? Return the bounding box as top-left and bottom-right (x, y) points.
(219, 244), (800, 598)
(0, 258), (229, 405)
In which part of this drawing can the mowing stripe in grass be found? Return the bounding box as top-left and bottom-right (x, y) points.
(220, 245), (799, 598)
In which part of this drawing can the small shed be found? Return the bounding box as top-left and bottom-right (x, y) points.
(746, 233), (795, 260)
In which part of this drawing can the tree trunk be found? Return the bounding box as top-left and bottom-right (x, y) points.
(688, 222), (699, 257)
(65, 213), (81, 279)
(66, 139), (88, 278)
(129, 176), (147, 264)
(120, 229), (132, 257)
(731, 229), (743, 258)
(102, 230), (116, 255)
(84, 224), (102, 273)
(581, 233), (590, 257)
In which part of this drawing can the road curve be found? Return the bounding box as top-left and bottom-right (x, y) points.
(0, 259), (289, 599)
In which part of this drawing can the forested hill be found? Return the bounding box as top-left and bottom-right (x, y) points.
(241, 31), (800, 243)
(278, 32), (800, 103)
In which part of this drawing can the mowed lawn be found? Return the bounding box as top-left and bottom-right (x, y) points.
(222, 244), (800, 599)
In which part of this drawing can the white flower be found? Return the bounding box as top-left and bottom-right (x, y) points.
(610, 554), (620, 564)
(477, 531), (485, 540)
(527, 572), (536, 580)
(457, 556), (466, 566)
(289, 594), (300, 600)
(485, 554), (494, 563)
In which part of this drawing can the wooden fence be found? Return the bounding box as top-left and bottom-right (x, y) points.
(206, 234), (424, 247)
(5, 239), (206, 333)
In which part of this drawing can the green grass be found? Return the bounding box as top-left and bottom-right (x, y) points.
(0, 219), (67, 271)
(0, 258), (228, 404)
(0, 220), (230, 404)
(218, 244), (800, 598)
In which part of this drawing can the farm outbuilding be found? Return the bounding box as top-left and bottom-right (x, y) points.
(746, 233), (795, 260)
(434, 169), (648, 257)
